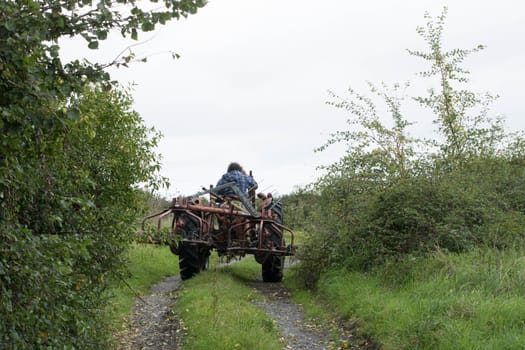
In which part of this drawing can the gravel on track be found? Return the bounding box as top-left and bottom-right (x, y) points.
(116, 276), (183, 350)
(116, 267), (378, 350)
(249, 278), (378, 350)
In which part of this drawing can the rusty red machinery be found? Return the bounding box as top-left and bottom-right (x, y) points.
(142, 181), (295, 282)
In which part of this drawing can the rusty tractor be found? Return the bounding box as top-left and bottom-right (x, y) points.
(142, 181), (295, 282)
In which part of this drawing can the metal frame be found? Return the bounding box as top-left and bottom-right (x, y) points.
(142, 185), (295, 260)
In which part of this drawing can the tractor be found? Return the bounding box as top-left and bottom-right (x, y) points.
(142, 181), (295, 282)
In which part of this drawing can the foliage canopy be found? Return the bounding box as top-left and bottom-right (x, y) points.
(1, 0), (205, 348)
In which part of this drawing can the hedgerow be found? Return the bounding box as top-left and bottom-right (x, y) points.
(0, 1), (205, 347)
(294, 8), (525, 287)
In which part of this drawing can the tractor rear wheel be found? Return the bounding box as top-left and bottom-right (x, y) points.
(262, 254), (284, 282)
(179, 243), (210, 280)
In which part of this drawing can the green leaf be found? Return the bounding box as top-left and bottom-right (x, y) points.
(27, 0), (40, 13)
(88, 40), (99, 49)
(96, 30), (108, 40)
(131, 28), (138, 40)
(67, 108), (80, 120)
(49, 45), (59, 58)
(141, 21), (155, 32)
(56, 16), (65, 29)
(4, 20), (15, 31)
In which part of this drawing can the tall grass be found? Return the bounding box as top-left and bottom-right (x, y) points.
(310, 248), (525, 349)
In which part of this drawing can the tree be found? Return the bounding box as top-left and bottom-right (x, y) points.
(293, 82), (420, 285)
(0, 84), (168, 349)
(314, 81), (421, 235)
(1, 0), (206, 222)
(1, 0), (206, 178)
(408, 6), (505, 163)
(1, 1), (204, 348)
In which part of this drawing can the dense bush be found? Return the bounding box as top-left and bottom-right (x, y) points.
(294, 8), (525, 287)
(1, 1), (205, 348)
(0, 87), (164, 349)
(279, 188), (320, 231)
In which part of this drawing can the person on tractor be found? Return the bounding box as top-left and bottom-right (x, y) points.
(211, 162), (258, 222)
(214, 162), (257, 197)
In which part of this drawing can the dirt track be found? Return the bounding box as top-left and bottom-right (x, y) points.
(249, 277), (378, 350)
(116, 268), (378, 349)
(116, 276), (183, 350)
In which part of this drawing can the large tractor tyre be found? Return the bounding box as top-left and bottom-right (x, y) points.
(179, 243), (209, 280)
(199, 247), (211, 271)
(271, 202), (284, 224)
(262, 223), (284, 250)
(262, 255), (284, 283)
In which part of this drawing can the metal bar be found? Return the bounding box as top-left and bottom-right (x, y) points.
(141, 208), (172, 230)
(173, 204), (253, 217)
(226, 247), (294, 256)
(188, 181), (236, 198)
(181, 239), (213, 246)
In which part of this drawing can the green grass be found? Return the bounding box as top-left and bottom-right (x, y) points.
(176, 260), (284, 350)
(220, 256), (261, 281)
(224, 256), (349, 342)
(298, 248), (525, 349)
(105, 238), (525, 349)
(107, 243), (178, 329)
(283, 265), (328, 321)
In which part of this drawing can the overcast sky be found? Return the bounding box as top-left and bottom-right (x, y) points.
(61, 0), (525, 197)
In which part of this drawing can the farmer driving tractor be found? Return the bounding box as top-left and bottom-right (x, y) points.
(143, 161), (294, 282)
(211, 162), (259, 216)
(214, 162), (257, 197)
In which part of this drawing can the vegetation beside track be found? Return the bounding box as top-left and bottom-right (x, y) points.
(284, 249), (525, 349)
(1, 1), (204, 347)
(279, 9), (525, 349)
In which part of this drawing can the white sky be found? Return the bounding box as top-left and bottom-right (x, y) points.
(61, 0), (525, 197)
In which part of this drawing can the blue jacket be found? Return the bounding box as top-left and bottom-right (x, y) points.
(215, 170), (257, 197)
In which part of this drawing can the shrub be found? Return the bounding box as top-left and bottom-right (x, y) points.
(0, 87), (163, 349)
(295, 8), (525, 284)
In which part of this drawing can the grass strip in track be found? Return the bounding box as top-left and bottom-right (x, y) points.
(176, 262), (283, 350)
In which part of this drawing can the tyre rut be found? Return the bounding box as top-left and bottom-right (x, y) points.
(249, 279), (335, 349)
(246, 268), (379, 349)
(117, 264), (378, 350)
(116, 276), (183, 350)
